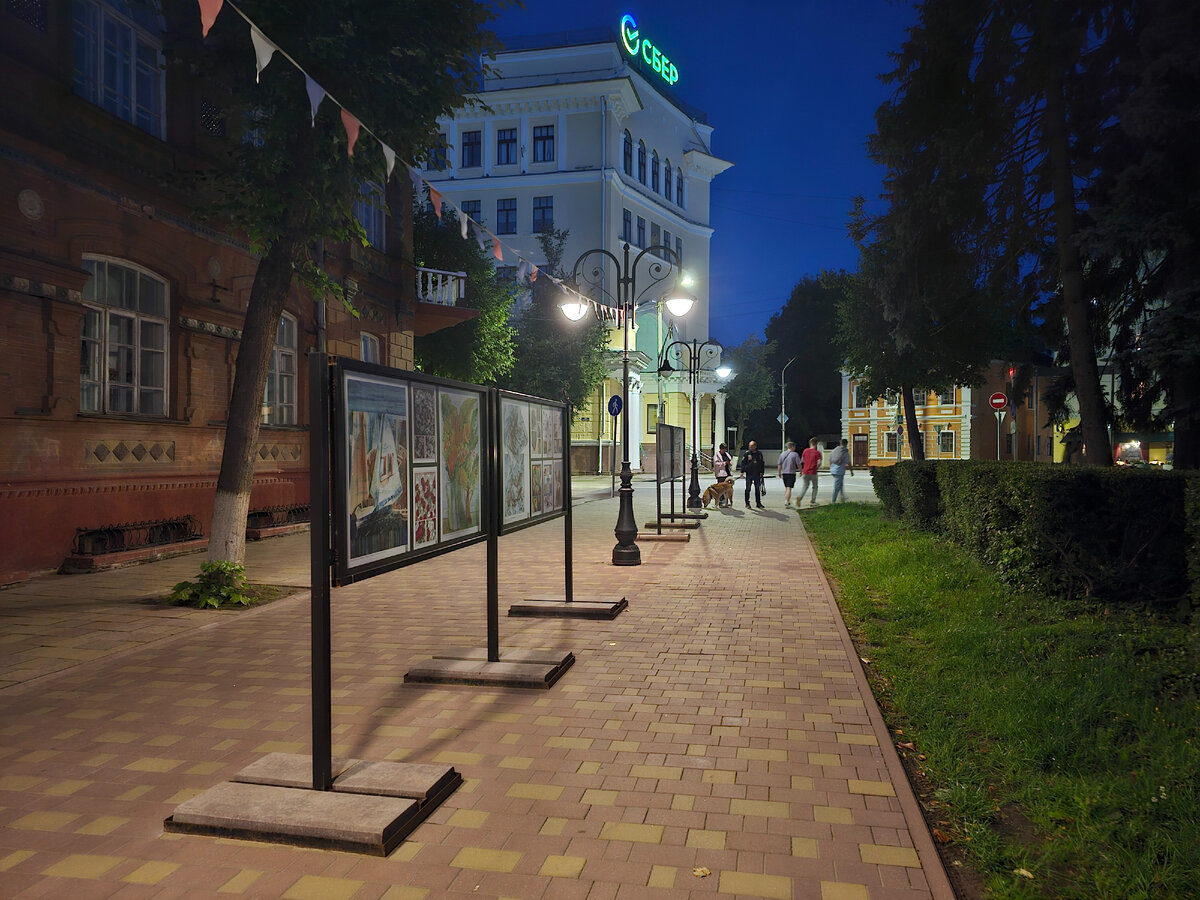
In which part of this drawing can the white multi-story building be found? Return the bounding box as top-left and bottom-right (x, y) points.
(426, 24), (733, 472)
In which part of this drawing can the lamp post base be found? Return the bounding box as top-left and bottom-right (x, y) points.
(612, 467), (641, 566)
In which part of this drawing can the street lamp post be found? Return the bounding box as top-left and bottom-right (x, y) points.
(781, 356), (795, 451)
(561, 242), (693, 566)
(660, 339), (724, 509)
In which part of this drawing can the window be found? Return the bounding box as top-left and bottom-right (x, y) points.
(676, 167), (684, 207)
(636, 216), (646, 248)
(360, 333), (380, 364)
(939, 386), (955, 405)
(72, 0), (164, 138)
(426, 133), (447, 170)
(622, 208), (632, 242)
(495, 266), (517, 282)
(664, 160), (673, 201)
(939, 429), (955, 455)
(80, 257), (167, 416)
(263, 314), (297, 425)
(532, 196), (553, 233)
(460, 199), (480, 224)
(353, 180), (387, 251)
(885, 432), (898, 454)
(651, 151), (660, 191)
(637, 141), (646, 183)
(646, 403), (661, 433)
(853, 384), (871, 408)
(496, 198), (516, 235)
(912, 388), (927, 405)
(622, 130), (633, 175)
(461, 129), (481, 168)
(532, 124), (554, 162)
(663, 229), (671, 253)
(496, 127), (517, 165)
(675, 237), (683, 263)
(650, 222), (660, 252)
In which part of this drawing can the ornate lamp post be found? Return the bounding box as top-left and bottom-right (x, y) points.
(659, 339), (725, 509)
(560, 243), (693, 566)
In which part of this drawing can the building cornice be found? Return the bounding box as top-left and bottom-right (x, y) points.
(683, 148), (734, 182)
(452, 78), (642, 123)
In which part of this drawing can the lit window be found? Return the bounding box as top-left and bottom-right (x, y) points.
(360, 333), (380, 364)
(636, 216), (646, 248)
(461, 129), (481, 168)
(353, 180), (387, 251)
(939, 430), (955, 455)
(532, 124), (554, 162)
(496, 198), (516, 235)
(651, 150), (660, 191)
(622, 131), (632, 175)
(637, 141), (646, 183)
(496, 127), (517, 165)
(664, 159), (673, 201)
(622, 208), (632, 242)
(80, 256), (168, 416)
(72, 0), (164, 138)
(263, 313), (297, 425)
(532, 196), (553, 233)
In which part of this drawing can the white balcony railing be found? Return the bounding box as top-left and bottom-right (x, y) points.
(416, 267), (466, 306)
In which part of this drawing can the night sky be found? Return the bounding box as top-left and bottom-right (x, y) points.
(492, 0), (918, 347)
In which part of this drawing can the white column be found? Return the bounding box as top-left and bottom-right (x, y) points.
(715, 390), (726, 452)
(629, 376), (643, 470)
(557, 112), (567, 171)
(483, 119), (493, 177)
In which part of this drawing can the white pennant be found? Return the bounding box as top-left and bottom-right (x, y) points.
(250, 26), (277, 83)
(379, 142), (396, 179)
(305, 75), (324, 125)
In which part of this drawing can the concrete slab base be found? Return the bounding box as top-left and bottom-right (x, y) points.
(163, 754), (461, 856)
(508, 596), (628, 619)
(636, 531), (690, 542)
(405, 646), (574, 688)
(644, 520), (700, 529)
(663, 511), (708, 519)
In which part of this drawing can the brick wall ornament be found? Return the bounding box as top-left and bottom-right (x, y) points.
(86, 440), (176, 465)
(257, 443), (303, 462)
(18, 188), (44, 221)
(0, 273), (83, 304)
(179, 315), (243, 340)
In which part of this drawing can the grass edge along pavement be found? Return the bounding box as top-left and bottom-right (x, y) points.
(801, 503), (1200, 899)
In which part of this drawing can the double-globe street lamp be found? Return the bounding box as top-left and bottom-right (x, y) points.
(659, 339), (729, 509)
(560, 242), (694, 566)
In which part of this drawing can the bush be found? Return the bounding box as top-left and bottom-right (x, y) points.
(870, 464), (901, 517)
(893, 460), (941, 531)
(1183, 475), (1200, 608)
(170, 561), (253, 609)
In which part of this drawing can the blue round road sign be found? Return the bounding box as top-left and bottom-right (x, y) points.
(607, 395), (623, 416)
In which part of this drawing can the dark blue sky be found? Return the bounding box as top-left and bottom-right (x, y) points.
(492, 0), (918, 347)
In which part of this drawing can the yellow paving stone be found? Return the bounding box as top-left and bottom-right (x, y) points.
(629, 764), (683, 780)
(737, 747), (788, 762)
(12, 812), (79, 831)
(166, 788), (205, 804)
(791, 775), (815, 791)
(711, 725), (741, 737)
(805, 713), (834, 724)
(380, 887), (429, 900)
(263, 720), (297, 732)
(214, 719), (257, 730)
(77, 817), (128, 836)
(113, 712), (142, 721)
(837, 733), (879, 746)
(19, 750), (58, 765)
(254, 741), (304, 754)
(809, 752), (842, 766)
(450, 847), (522, 873)
(830, 698), (866, 708)
(540, 817), (566, 836)
(573, 700), (613, 710)
(860, 844), (921, 867)
(718, 870), (792, 900)
(686, 828), (726, 849)
(0, 723), (32, 735)
(672, 794), (695, 811)
(95, 731), (138, 743)
(745, 679), (784, 688)
(609, 740), (639, 752)
(446, 809), (489, 829)
(81, 753), (116, 767)
(45, 779), (90, 797)
(212, 739), (238, 751)
(648, 865), (676, 889)
(499, 732), (520, 745)
(599, 822), (664, 844)
(67, 708), (109, 720)
(430, 727), (462, 740)
(124, 757), (183, 773)
(185, 762), (223, 775)
(498, 756), (532, 770)
(392, 841), (424, 863)
(282, 874), (364, 900)
(41, 854), (122, 879)
(577, 761), (601, 775)
(507, 782), (563, 801)
(535, 715), (563, 726)
(53, 729), (84, 741)
(582, 788), (619, 805)
(276, 687), (308, 697)
(603, 719), (622, 729)
(0, 775), (45, 791)
(175, 697), (218, 707)
(538, 854), (586, 878)
(703, 769), (736, 784)
(545, 736), (592, 750)
(730, 798), (790, 818)
(123, 860), (180, 884)
(821, 881), (870, 900)
(433, 751), (484, 766)
(792, 837), (819, 858)
(117, 786), (152, 801)
(794, 682), (825, 692)
(814, 806), (854, 825)
(0, 850), (34, 872)
(482, 712), (520, 723)
(849, 779), (897, 797)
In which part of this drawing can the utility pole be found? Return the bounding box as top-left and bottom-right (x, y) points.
(781, 357), (796, 450)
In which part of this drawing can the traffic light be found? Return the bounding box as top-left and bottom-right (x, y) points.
(1007, 365), (1016, 382)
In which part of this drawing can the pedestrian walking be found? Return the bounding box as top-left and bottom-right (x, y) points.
(777, 440), (801, 506)
(795, 438), (823, 506)
(829, 437), (854, 502)
(738, 440), (766, 508)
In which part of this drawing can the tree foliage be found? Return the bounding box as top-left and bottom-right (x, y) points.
(721, 335), (777, 451)
(412, 204), (517, 384)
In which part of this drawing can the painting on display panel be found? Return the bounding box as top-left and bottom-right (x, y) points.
(343, 372), (409, 570)
(501, 398), (530, 526)
(438, 388), (483, 540)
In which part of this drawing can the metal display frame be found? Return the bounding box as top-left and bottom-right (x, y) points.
(496, 390), (569, 536)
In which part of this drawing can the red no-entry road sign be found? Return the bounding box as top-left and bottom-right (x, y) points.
(989, 392), (1008, 410)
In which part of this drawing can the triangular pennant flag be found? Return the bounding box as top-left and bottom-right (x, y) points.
(530, 266), (538, 283)
(340, 109), (361, 157)
(517, 259), (529, 282)
(492, 236), (504, 263)
(250, 26), (277, 83)
(305, 75), (325, 126)
(379, 142), (396, 179)
(407, 164), (422, 192)
(428, 185), (443, 220)
(460, 206), (469, 239)
(474, 223), (489, 253)
(197, 0), (223, 37)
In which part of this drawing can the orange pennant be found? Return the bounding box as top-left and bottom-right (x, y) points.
(197, 0), (223, 37)
(340, 109), (361, 157)
(428, 186), (443, 220)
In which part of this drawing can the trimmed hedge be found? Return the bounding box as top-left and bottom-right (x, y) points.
(885, 460), (1194, 607)
(870, 465), (901, 518)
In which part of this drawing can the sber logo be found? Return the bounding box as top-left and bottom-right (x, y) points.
(620, 14), (679, 86)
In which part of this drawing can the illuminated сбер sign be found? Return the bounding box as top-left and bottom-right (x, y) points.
(620, 14), (679, 86)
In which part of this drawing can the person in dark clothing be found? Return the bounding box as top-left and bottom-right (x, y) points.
(738, 440), (766, 508)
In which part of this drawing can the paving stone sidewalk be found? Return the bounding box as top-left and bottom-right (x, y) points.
(0, 492), (950, 900)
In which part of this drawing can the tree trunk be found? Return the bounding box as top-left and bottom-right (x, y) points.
(1042, 18), (1112, 466)
(1172, 361), (1200, 470)
(901, 384), (925, 460)
(208, 238), (302, 564)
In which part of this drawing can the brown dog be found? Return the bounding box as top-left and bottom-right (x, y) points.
(701, 480), (735, 508)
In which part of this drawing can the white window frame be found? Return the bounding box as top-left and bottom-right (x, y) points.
(360, 332), (380, 364)
(885, 431), (898, 454)
(912, 389), (927, 405)
(72, 0), (165, 139)
(263, 313), (297, 426)
(532, 195), (553, 233)
(532, 124), (554, 163)
(80, 256), (168, 417)
(496, 127), (517, 166)
(939, 429), (955, 455)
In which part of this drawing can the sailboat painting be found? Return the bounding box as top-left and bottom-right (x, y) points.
(345, 373), (409, 566)
(438, 388), (482, 540)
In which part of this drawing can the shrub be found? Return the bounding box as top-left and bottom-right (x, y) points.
(170, 561), (253, 609)
(894, 460), (941, 531)
(1182, 475), (1200, 608)
(870, 464), (901, 517)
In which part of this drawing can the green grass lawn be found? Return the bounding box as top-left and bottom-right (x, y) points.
(803, 504), (1199, 899)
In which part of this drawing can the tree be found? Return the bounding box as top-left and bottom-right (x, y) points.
(180, 0), (499, 564)
(721, 335), (777, 451)
(498, 228), (610, 413)
(413, 204), (517, 384)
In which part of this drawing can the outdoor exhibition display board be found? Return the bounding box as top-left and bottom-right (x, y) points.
(498, 392), (568, 534)
(647, 422), (698, 535)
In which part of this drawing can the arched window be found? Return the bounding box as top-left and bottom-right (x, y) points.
(263, 313), (297, 425)
(676, 167), (685, 207)
(622, 131), (633, 176)
(80, 257), (168, 416)
(651, 151), (660, 192)
(637, 141), (647, 184)
(664, 160), (673, 201)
